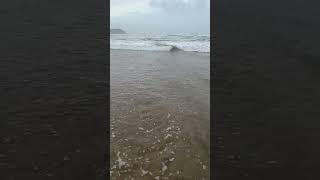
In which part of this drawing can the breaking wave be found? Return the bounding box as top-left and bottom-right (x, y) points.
(110, 33), (210, 53)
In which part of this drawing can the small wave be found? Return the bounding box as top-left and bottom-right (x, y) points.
(169, 45), (183, 52)
(110, 33), (210, 53)
(111, 41), (209, 53)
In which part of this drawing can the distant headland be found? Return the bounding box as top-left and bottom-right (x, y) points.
(110, 29), (126, 34)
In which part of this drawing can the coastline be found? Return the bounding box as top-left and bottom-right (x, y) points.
(110, 49), (210, 179)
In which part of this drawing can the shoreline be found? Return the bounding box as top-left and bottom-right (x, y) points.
(111, 49), (210, 179)
(110, 48), (211, 54)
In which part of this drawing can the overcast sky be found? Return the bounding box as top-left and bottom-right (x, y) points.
(111, 0), (210, 34)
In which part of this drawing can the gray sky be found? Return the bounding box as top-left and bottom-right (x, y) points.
(111, 0), (210, 34)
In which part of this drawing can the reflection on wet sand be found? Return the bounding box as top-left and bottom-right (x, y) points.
(111, 50), (210, 179)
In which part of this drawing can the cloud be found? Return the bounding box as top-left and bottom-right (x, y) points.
(150, 0), (209, 11)
(111, 0), (209, 16)
(111, 0), (153, 17)
(111, 0), (210, 33)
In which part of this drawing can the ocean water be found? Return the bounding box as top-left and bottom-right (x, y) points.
(110, 33), (210, 53)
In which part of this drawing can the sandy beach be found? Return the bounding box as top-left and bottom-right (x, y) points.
(110, 50), (210, 179)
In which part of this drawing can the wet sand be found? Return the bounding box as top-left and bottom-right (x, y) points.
(111, 50), (210, 179)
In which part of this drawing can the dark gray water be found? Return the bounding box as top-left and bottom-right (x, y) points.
(111, 50), (210, 179)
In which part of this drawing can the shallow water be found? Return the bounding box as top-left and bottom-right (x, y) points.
(111, 50), (210, 179)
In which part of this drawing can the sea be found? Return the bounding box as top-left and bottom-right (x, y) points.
(110, 33), (210, 53)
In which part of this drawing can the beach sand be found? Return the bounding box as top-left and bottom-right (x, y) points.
(110, 50), (210, 179)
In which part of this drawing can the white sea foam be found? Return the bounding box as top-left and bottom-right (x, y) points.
(110, 33), (210, 53)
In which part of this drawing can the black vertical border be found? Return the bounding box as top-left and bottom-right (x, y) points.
(212, 0), (320, 179)
(0, 0), (110, 179)
(210, 0), (215, 179)
(106, 0), (111, 178)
